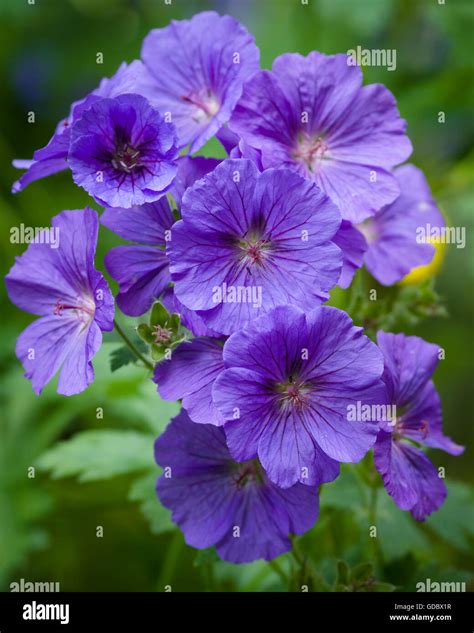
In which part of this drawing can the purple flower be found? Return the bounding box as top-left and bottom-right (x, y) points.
(12, 61), (156, 193)
(69, 93), (178, 208)
(374, 332), (464, 520)
(213, 305), (385, 488)
(141, 11), (259, 153)
(357, 164), (445, 285)
(101, 154), (228, 317)
(230, 52), (412, 223)
(154, 337), (225, 426)
(101, 198), (175, 316)
(155, 410), (319, 563)
(168, 159), (342, 336)
(5, 208), (114, 395)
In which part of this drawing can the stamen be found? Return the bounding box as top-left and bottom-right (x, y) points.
(293, 134), (329, 172)
(152, 324), (173, 345)
(111, 144), (142, 174)
(238, 238), (270, 266)
(53, 298), (95, 320)
(275, 377), (310, 411)
(232, 460), (264, 489)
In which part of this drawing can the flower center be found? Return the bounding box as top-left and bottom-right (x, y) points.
(152, 324), (173, 345)
(111, 144), (142, 174)
(293, 134), (329, 172)
(394, 416), (430, 441)
(181, 90), (220, 121)
(275, 375), (310, 411)
(356, 218), (379, 244)
(238, 236), (270, 267)
(53, 295), (95, 325)
(232, 459), (264, 489)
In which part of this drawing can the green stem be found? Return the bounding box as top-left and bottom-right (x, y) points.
(268, 559), (289, 587)
(369, 485), (378, 525)
(290, 537), (329, 591)
(114, 319), (154, 371)
(368, 485), (384, 568)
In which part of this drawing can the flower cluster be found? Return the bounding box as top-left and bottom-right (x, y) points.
(7, 11), (463, 564)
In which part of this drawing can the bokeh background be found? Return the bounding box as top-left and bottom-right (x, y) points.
(0, 0), (473, 592)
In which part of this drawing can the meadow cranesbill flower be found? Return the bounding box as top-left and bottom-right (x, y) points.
(101, 199), (174, 316)
(357, 164), (445, 285)
(155, 410), (319, 563)
(69, 93), (179, 208)
(5, 208), (114, 395)
(230, 52), (412, 223)
(374, 332), (464, 520)
(168, 159), (342, 335)
(12, 61), (156, 193)
(213, 305), (385, 488)
(141, 11), (260, 153)
(154, 338), (225, 426)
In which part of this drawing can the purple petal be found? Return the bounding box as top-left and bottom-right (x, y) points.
(101, 198), (174, 246)
(104, 245), (170, 317)
(171, 156), (221, 208)
(332, 220), (367, 288)
(154, 338), (225, 426)
(374, 431), (447, 521)
(141, 11), (260, 152)
(362, 164), (444, 285)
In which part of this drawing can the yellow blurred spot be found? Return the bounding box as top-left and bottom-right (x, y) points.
(399, 238), (446, 285)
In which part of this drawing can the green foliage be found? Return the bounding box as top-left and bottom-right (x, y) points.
(128, 474), (174, 535)
(110, 341), (148, 372)
(37, 430), (155, 482)
(335, 560), (395, 592)
(336, 270), (447, 339)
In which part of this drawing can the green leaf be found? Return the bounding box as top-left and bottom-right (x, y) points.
(376, 494), (429, 561)
(110, 342), (147, 372)
(38, 430), (155, 482)
(426, 481), (474, 552)
(128, 473), (174, 535)
(322, 465), (368, 512)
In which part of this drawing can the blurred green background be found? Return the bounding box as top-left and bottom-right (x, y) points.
(0, 0), (473, 592)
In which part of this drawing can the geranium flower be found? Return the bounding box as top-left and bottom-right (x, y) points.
(141, 11), (260, 152)
(357, 164), (445, 285)
(5, 208), (114, 395)
(168, 159), (342, 335)
(230, 51), (412, 223)
(155, 410), (319, 563)
(374, 332), (464, 520)
(213, 305), (385, 488)
(12, 61), (155, 193)
(69, 93), (178, 207)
